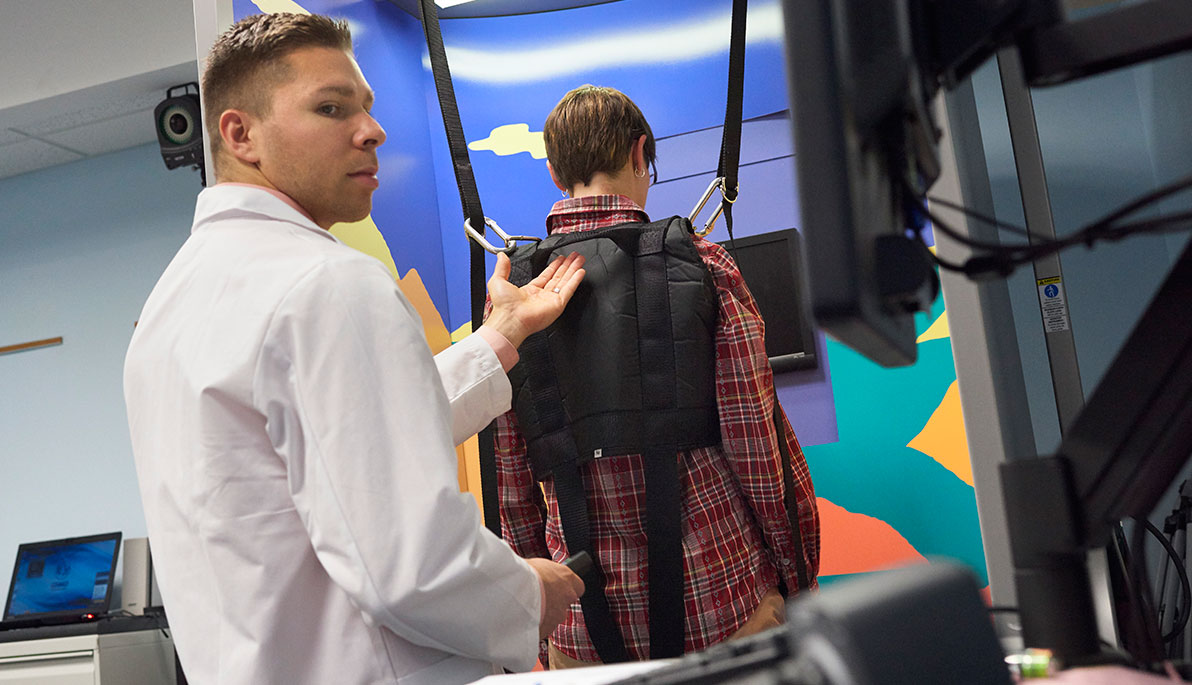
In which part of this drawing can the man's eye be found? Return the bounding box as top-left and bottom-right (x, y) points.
(318, 104), (339, 115)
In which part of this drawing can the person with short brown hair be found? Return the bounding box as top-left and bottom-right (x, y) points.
(495, 84), (820, 668)
(543, 84), (657, 192)
(125, 13), (587, 684)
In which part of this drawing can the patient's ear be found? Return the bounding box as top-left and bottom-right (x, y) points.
(547, 161), (567, 193)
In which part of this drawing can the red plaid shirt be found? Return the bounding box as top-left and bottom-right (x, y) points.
(493, 195), (820, 663)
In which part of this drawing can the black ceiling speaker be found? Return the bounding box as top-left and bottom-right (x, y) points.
(154, 82), (204, 178)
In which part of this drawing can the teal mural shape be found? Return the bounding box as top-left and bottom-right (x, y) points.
(804, 294), (990, 587)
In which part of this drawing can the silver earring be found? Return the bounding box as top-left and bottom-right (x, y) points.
(561, 189), (569, 198)
(634, 167), (646, 178)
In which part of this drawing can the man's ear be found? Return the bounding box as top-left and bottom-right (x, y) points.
(218, 109), (261, 165)
(546, 160), (568, 193)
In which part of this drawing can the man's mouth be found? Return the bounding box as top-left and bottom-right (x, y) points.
(349, 167), (379, 188)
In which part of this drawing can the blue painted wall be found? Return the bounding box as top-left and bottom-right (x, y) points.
(244, 0), (987, 583)
(234, 0), (454, 313)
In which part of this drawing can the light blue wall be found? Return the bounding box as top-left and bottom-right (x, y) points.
(969, 47), (1192, 458)
(0, 143), (200, 591)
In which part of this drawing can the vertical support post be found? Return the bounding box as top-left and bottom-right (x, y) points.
(997, 48), (1086, 430)
(932, 81), (1039, 633)
(191, 0), (235, 186)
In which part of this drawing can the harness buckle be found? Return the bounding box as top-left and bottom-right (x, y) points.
(464, 216), (541, 254)
(688, 177), (738, 238)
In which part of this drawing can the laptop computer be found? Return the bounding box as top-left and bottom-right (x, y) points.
(1, 532), (122, 631)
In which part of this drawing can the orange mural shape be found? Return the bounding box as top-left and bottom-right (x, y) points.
(817, 497), (928, 576)
(907, 380), (973, 486)
(396, 269), (453, 354)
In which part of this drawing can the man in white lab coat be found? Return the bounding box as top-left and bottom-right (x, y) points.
(124, 13), (585, 685)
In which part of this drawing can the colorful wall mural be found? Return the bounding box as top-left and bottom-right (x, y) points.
(233, 0), (988, 593)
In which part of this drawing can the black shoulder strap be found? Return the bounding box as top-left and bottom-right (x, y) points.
(416, 0), (500, 535)
(517, 331), (632, 663)
(719, 0), (747, 241)
(772, 389), (811, 593)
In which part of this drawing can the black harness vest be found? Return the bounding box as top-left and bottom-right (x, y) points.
(507, 215), (721, 661)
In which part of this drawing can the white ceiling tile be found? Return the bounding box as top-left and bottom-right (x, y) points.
(40, 108), (159, 157)
(0, 138), (85, 181)
(16, 92), (165, 137)
(0, 129), (31, 146)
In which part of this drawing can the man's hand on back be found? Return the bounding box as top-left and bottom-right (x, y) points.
(484, 252), (586, 349)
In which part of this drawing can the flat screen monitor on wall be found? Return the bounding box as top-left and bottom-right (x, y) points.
(719, 228), (817, 374)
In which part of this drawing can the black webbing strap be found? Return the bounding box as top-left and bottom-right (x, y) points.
(634, 230), (686, 659)
(416, 0), (500, 535)
(718, 0), (748, 240)
(772, 390), (811, 592)
(519, 331), (631, 663)
(643, 447), (684, 658)
(554, 465), (632, 664)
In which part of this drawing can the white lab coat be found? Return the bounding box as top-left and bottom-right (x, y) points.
(124, 185), (540, 684)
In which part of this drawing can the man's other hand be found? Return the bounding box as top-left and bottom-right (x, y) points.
(484, 252), (585, 349)
(526, 557), (585, 640)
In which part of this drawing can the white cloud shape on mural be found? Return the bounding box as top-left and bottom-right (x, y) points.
(431, 3), (783, 84)
(468, 124), (546, 159)
(251, 0), (309, 14)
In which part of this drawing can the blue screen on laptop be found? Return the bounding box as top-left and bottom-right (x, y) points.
(7, 538), (118, 617)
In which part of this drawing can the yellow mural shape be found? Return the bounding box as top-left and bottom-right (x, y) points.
(330, 215), (399, 279)
(907, 380), (973, 486)
(917, 310), (950, 343)
(452, 320), (473, 343)
(469, 123), (547, 160)
(251, 0), (309, 14)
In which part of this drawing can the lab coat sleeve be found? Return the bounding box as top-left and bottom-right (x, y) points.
(252, 256), (541, 671)
(434, 332), (513, 445)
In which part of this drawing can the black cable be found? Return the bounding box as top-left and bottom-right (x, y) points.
(909, 188), (1027, 253)
(1142, 517), (1192, 644)
(1128, 518), (1167, 663)
(928, 249), (971, 274)
(909, 171), (1192, 279)
(924, 194), (1034, 238)
(1083, 172), (1192, 235)
(1102, 210), (1192, 241)
(918, 194), (1192, 278)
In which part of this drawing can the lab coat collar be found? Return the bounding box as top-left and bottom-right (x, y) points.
(193, 183), (339, 244)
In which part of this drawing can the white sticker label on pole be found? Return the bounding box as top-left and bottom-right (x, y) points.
(1036, 276), (1071, 333)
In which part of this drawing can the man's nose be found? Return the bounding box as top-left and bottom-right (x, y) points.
(359, 114), (386, 148)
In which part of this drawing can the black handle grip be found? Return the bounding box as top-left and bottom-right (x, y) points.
(562, 551), (593, 579)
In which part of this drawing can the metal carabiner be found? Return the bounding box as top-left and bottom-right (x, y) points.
(688, 177), (738, 237)
(464, 216), (541, 254)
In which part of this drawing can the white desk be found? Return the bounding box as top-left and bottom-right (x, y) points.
(0, 625), (175, 685)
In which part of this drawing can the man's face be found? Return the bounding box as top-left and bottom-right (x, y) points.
(253, 46), (385, 228)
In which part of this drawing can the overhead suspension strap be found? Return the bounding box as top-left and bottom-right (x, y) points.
(690, 0), (747, 240)
(417, 0), (501, 536)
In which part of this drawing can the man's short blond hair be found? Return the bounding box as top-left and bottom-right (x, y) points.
(201, 13), (352, 166)
(543, 85), (657, 191)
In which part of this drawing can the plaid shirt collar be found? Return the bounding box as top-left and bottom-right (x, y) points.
(545, 194), (650, 235)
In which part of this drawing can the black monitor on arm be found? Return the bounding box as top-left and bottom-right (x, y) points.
(781, 0), (1192, 668)
(780, 0), (1061, 367)
(781, 0), (1192, 368)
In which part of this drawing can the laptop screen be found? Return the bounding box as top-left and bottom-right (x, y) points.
(3, 532), (122, 622)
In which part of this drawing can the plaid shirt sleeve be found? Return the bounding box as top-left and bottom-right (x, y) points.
(697, 236), (821, 593)
(483, 298), (551, 561)
(493, 409), (551, 560)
